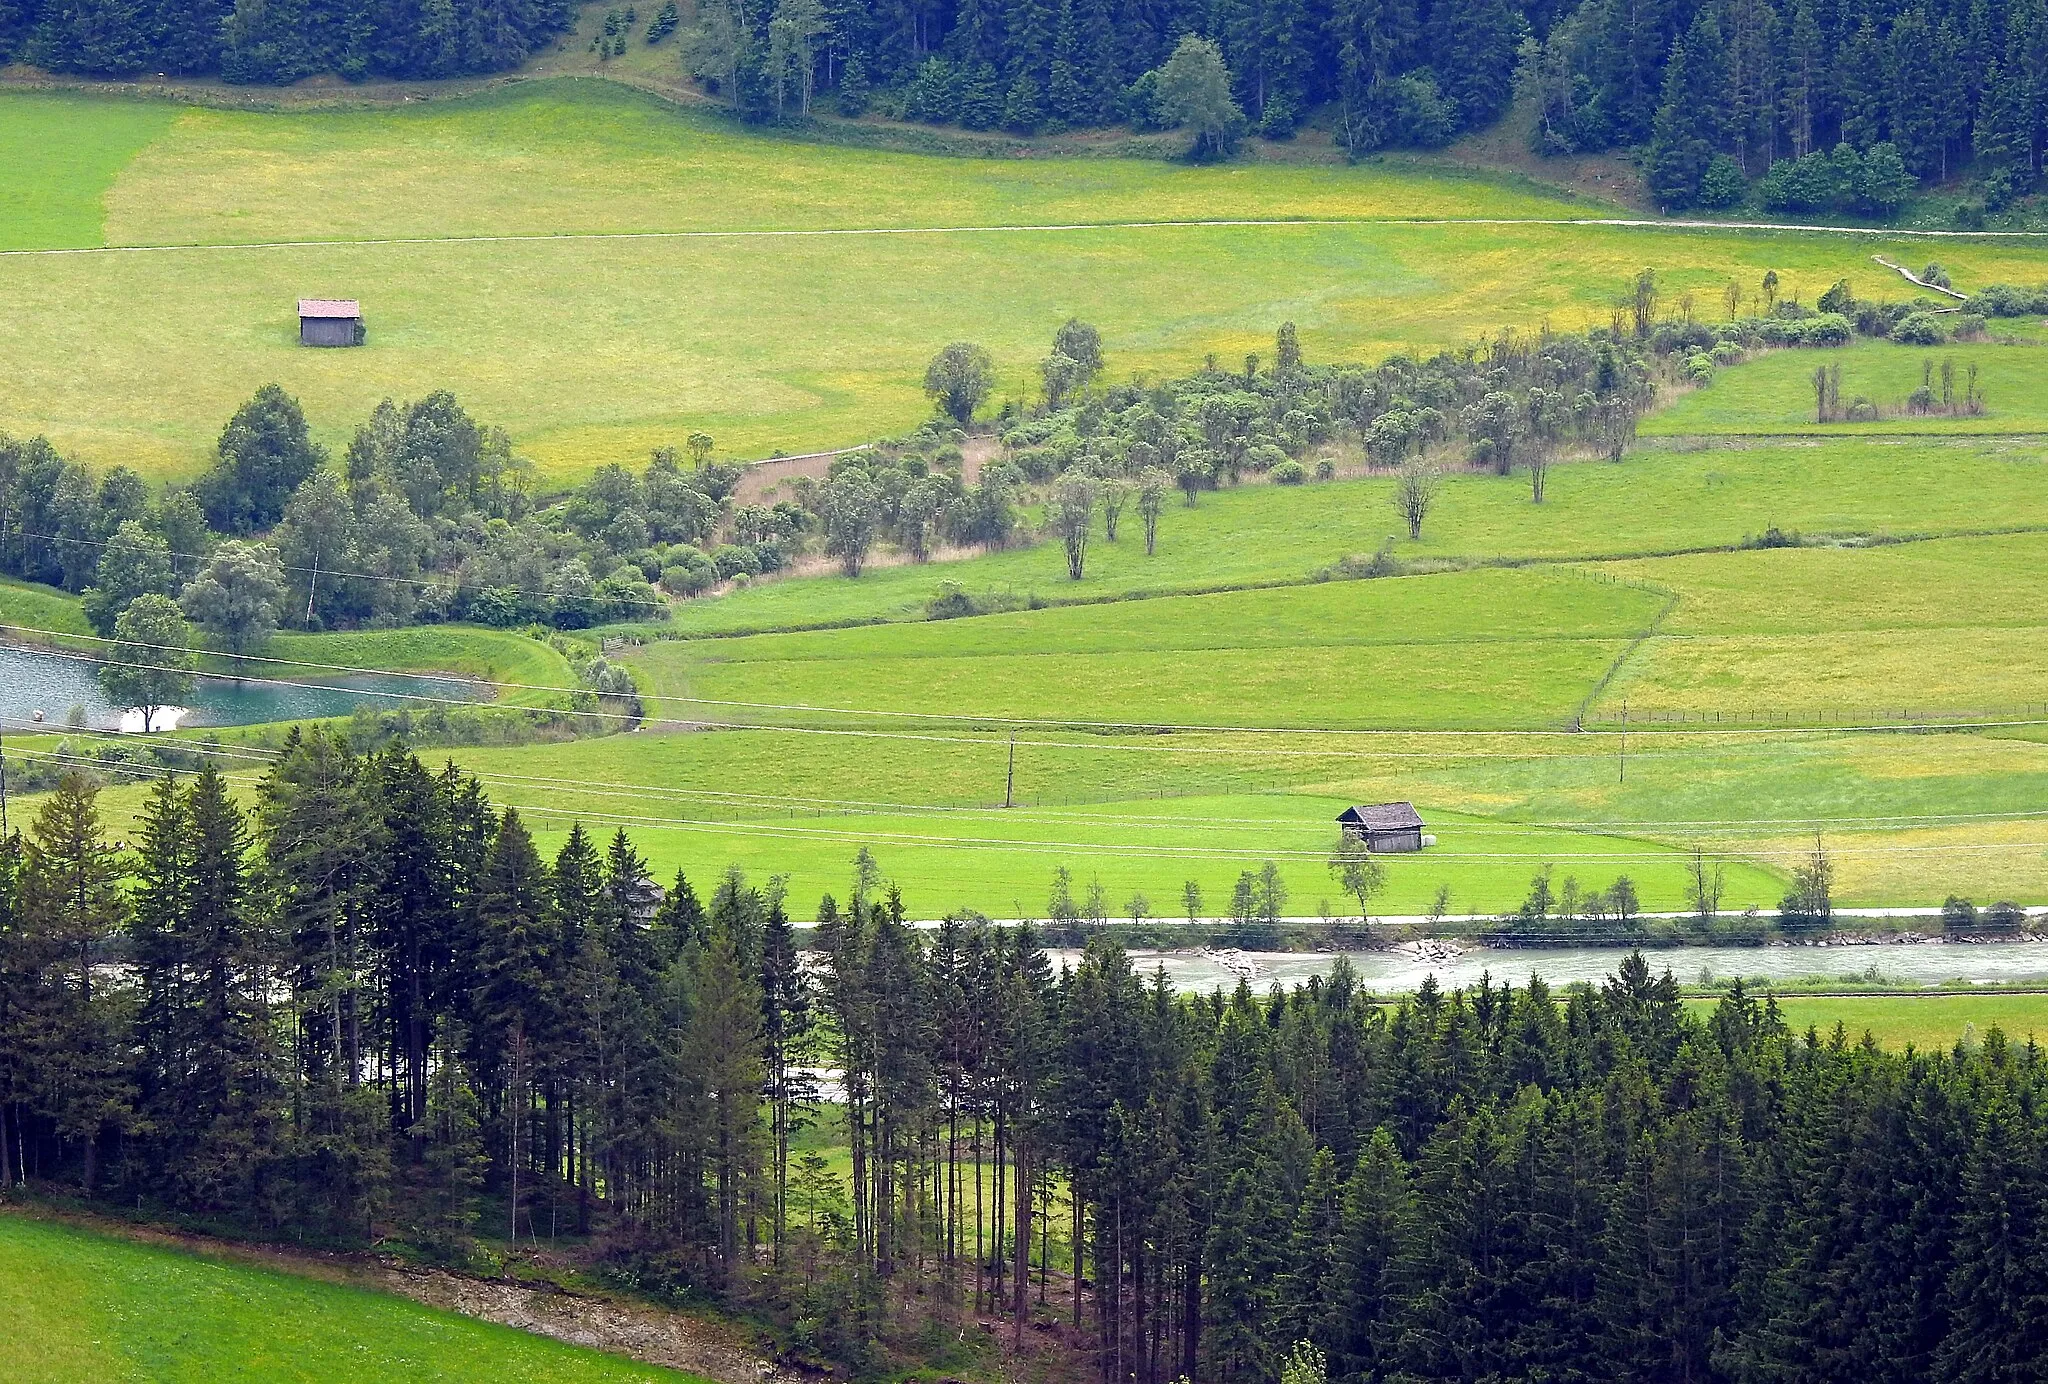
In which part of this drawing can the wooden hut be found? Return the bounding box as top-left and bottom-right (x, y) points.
(298, 299), (364, 347)
(1336, 802), (1428, 853)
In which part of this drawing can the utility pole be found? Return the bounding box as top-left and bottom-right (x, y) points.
(1619, 699), (1628, 783)
(1003, 728), (1016, 809)
(0, 719), (8, 837)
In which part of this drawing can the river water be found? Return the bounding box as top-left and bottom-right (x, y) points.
(0, 644), (481, 731)
(1047, 940), (2048, 992)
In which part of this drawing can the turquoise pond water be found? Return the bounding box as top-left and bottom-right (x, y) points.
(0, 643), (482, 731)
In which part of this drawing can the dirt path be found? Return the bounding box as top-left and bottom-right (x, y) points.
(7, 216), (2045, 262)
(1872, 254), (1971, 299)
(731, 445), (869, 505)
(374, 1266), (799, 1384)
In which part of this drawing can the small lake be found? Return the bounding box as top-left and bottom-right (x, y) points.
(1047, 941), (2048, 992)
(0, 643), (483, 732)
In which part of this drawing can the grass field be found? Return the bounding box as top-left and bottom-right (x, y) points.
(265, 625), (578, 698)
(1595, 533), (2048, 719)
(0, 91), (175, 250)
(0, 1213), (695, 1382)
(14, 449), (2048, 910)
(4, 78), (2048, 917)
(1692, 991), (2048, 1050)
(0, 575), (94, 640)
(5, 81), (2048, 480)
(1644, 339), (2048, 437)
(661, 435), (2048, 636)
(639, 566), (1665, 731)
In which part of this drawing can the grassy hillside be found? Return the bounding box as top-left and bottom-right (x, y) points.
(83, 81), (1603, 247)
(4, 81), (2048, 480)
(15, 433), (2048, 911)
(0, 1213), (696, 1382)
(1593, 534), (2048, 719)
(0, 575), (93, 640)
(266, 625), (577, 699)
(2, 80), (2045, 916)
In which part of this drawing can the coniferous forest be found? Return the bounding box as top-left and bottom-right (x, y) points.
(3, 0), (2044, 209)
(3, 737), (2048, 1380)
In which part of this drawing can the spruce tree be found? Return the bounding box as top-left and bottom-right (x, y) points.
(1647, 11), (1733, 208)
(16, 773), (129, 1191)
(1934, 1079), (2048, 1380)
(680, 909), (767, 1280)
(1332, 1126), (1409, 1382)
(1276, 1145), (1346, 1352)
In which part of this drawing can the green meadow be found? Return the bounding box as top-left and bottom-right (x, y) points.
(1594, 533), (2048, 720)
(0, 1213), (696, 1383)
(3, 77), (2048, 916)
(6, 80), (2048, 480)
(1644, 338), (2048, 437)
(663, 435), (2048, 636)
(12, 431), (2048, 910)
(640, 567), (1665, 731)
(1695, 991), (2048, 1051)
(265, 625), (577, 695)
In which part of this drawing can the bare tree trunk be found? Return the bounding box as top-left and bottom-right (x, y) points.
(1012, 1132), (1029, 1349)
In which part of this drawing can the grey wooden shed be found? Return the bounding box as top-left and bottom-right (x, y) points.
(1337, 802), (1428, 853)
(298, 299), (364, 347)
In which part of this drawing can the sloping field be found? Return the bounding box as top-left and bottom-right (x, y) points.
(4, 80), (2048, 480)
(0, 1213), (694, 1383)
(0, 91), (175, 250)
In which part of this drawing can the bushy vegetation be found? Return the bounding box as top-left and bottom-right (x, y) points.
(0, 385), (682, 646)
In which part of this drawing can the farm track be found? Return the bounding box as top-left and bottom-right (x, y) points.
(4, 215), (2046, 260)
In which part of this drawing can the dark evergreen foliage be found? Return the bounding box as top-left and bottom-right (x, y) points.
(5, 759), (2048, 1380)
(3, 0), (572, 81)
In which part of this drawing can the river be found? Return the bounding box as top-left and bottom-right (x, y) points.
(1046, 939), (2048, 992)
(0, 643), (482, 732)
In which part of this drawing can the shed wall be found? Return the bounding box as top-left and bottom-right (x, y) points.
(1365, 828), (1424, 853)
(300, 317), (360, 347)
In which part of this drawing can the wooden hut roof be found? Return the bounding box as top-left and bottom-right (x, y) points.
(1337, 802), (1425, 831)
(297, 299), (362, 318)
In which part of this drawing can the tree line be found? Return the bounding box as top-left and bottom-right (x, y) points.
(4, 750), (2048, 1379)
(0, 0), (572, 83)
(677, 0), (2047, 209)
(13, 0), (2041, 216)
(0, 387), (685, 652)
